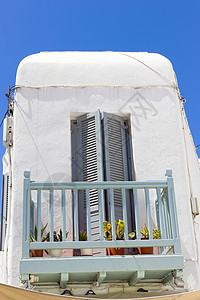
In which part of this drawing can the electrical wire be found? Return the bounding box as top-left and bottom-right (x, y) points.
(118, 52), (177, 87)
(0, 85), (16, 128)
(14, 84), (176, 90)
(0, 110), (8, 128)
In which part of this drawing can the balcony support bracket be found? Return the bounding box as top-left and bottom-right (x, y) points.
(21, 273), (29, 281)
(97, 271), (107, 285)
(60, 272), (69, 288)
(163, 269), (183, 285)
(162, 272), (173, 285)
(129, 270), (145, 286)
(173, 269), (183, 278)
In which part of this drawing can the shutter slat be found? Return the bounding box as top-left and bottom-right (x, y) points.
(103, 113), (128, 222)
(76, 111), (105, 255)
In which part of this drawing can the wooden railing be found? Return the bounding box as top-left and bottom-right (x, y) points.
(22, 169), (182, 258)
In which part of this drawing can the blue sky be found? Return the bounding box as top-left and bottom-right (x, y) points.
(0, 0), (200, 207)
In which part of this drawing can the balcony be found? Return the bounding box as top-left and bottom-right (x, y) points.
(20, 170), (184, 288)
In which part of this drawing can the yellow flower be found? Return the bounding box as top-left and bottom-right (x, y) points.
(118, 220), (124, 226)
(107, 223), (111, 229)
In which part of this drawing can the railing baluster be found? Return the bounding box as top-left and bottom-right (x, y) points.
(165, 196), (172, 239)
(62, 189), (66, 241)
(49, 189), (54, 242)
(122, 188), (128, 240)
(30, 200), (34, 238)
(22, 171), (31, 258)
(133, 188), (140, 240)
(162, 197), (167, 239)
(98, 188), (104, 241)
(166, 169), (182, 254)
(74, 188), (79, 242)
(37, 189), (41, 242)
(155, 200), (160, 232)
(162, 194), (170, 239)
(145, 188), (153, 240)
(167, 184), (176, 240)
(86, 188), (91, 241)
(156, 188), (165, 239)
(110, 188), (116, 240)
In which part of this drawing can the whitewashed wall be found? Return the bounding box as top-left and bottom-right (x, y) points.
(180, 111), (200, 290)
(1, 52), (200, 290)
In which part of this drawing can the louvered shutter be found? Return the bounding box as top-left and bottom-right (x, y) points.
(102, 113), (133, 227)
(75, 111), (105, 249)
(0, 174), (9, 251)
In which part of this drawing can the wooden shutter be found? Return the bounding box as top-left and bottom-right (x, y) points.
(0, 174), (9, 251)
(102, 113), (133, 225)
(73, 111), (105, 250)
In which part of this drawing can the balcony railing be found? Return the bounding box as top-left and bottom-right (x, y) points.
(20, 170), (184, 286)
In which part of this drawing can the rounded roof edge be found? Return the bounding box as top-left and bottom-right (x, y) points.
(16, 51), (176, 88)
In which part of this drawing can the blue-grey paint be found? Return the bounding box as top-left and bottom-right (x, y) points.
(21, 169), (184, 285)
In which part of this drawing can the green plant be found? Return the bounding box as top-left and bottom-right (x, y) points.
(103, 220), (135, 240)
(30, 223), (48, 242)
(140, 223), (161, 239)
(43, 229), (69, 242)
(79, 230), (87, 241)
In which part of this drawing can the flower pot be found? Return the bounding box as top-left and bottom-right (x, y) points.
(81, 248), (93, 256)
(50, 249), (62, 257)
(31, 250), (43, 257)
(106, 237), (125, 255)
(138, 237), (154, 255)
(138, 247), (153, 255)
(107, 248), (125, 256)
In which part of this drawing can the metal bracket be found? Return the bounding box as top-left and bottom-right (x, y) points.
(129, 270), (145, 286)
(163, 269), (183, 285)
(60, 272), (69, 288)
(96, 271), (106, 285)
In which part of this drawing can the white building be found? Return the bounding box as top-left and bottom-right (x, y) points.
(1, 51), (200, 297)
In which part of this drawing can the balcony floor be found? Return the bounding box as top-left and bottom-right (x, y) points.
(20, 254), (184, 287)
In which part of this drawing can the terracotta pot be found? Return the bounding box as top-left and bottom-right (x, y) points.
(138, 247), (153, 255)
(31, 250), (43, 257)
(138, 237), (154, 254)
(107, 247), (125, 255)
(106, 237), (125, 255)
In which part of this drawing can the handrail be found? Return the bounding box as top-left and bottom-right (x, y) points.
(30, 181), (168, 190)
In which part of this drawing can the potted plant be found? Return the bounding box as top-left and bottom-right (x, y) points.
(79, 230), (93, 256)
(30, 223), (48, 257)
(103, 220), (135, 255)
(138, 223), (161, 255)
(43, 229), (69, 257)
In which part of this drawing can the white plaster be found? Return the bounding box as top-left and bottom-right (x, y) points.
(179, 110), (200, 289)
(1, 51), (200, 291)
(16, 51), (176, 88)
